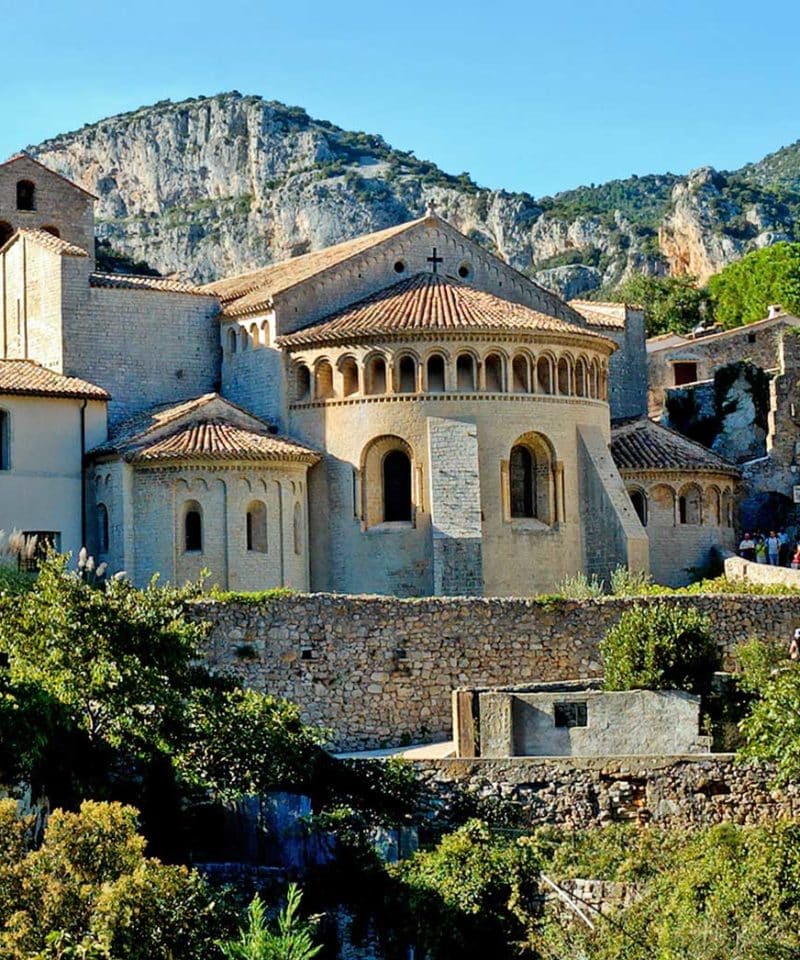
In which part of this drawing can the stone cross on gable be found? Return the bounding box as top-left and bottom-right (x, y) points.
(427, 248), (444, 274)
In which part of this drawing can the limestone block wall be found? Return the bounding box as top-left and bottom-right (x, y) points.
(200, 592), (800, 750)
(578, 426), (649, 581)
(411, 756), (800, 830)
(621, 472), (737, 587)
(589, 308), (647, 420)
(427, 416), (483, 595)
(64, 285), (221, 425)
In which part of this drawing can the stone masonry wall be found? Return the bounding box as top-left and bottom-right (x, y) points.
(411, 756), (800, 830)
(200, 592), (800, 750)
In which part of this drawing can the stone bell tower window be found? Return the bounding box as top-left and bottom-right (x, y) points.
(0, 221), (14, 247)
(16, 180), (35, 211)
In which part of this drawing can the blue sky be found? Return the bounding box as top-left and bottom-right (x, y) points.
(2, 0), (799, 198)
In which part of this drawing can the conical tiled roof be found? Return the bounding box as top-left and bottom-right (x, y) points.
(278, 273), (607, 347)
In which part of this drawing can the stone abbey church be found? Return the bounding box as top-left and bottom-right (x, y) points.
(0, 154), (739, 595)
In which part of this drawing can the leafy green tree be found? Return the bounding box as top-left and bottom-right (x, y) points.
(600, 603), (719, 695)
(0, 799), (233, 960)
(175, 687), (325, 802)
(390, 820), (542, 959)
(616, 273), (710, 336)
(738, 653), (800, 782)
(0, 555), (206, 750)
(219, 886), (321, 960)
(708, 241), (800, 328)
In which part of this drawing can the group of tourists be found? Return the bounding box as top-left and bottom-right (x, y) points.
(738, 529), (800, 567)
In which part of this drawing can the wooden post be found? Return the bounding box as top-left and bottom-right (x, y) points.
(452, 690), (476, 758)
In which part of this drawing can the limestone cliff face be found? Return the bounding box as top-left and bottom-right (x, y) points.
(24, 93), (800, 294)
(659, 167), (792, 283)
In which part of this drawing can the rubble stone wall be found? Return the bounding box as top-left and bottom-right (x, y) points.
(199, 592), (800, 750)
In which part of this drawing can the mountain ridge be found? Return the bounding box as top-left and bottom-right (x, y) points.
(23, 92), (800, 296)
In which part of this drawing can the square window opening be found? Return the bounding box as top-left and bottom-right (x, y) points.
(554, 701), (587, 728)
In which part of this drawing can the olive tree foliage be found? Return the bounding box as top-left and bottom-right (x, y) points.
(0, 799), (234, 960)
(600, 602), (719, 696)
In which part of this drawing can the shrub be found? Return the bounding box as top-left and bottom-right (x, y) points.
(608, 565), (658, 596)
(600, 602), (719, 695)
(219, 885), (321, 960)
(556, 571), (605, 599)
(739, 660), (800, 782)
(0, 800), (233, 959)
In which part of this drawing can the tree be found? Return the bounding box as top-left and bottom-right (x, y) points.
(600, 603), (719, 696)
(174, 687), (325, 802)
(0, 800), (233, 960)
(616, 273), (710, 336)
(0, 554), (206, 750)
(708, 241), (800, 328)
(219, 886), (321, 960)
(739, 652), (800, 783)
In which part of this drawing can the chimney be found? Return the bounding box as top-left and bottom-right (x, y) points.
(768, 304), (783, 319)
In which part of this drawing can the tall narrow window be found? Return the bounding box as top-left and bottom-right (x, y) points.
(456, 354), (476, 391)
(427, 354), (446, 392)
(340, 356), (359, 396)
(383, 450), (412, 522)
(0, 221), (13, 247)
(485, 354), (504, 392)
(366, 356), (387, 395)
(227, 328), (237, 354)
(510, 445), (535, 518)
(397, 356), (417, 393)
(295, 364), (311, 401)
(184, 502), (203, 552)
(97, 503), (110, 553)
(0, 410), (9, 470)
(557, 357), (571, 395)
(246, 500), (268, 553)
(315, 360), (334, 400)
(512, 355), (529, 393)
(16, 180), (35, 211)
(629, 489), (648, 526)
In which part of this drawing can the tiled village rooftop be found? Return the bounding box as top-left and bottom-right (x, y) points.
(0, 359), (109, 400)
(278, 272), (612, 347)
(611, 417), (739, 474)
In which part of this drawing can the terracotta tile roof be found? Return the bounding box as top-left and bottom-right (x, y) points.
(278, 272), (605, 347)
(93, 393), (319, 465)
(203, 217), (426, 317)
(0, 228), (89, 258)
(128, 419), (320, 464)
(90, 273), (215, 296)
(1, 153), (98, 199)
(0, 360), (109, 400)
(611, 417), (739, 474)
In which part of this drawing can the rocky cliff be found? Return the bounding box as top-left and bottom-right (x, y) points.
(25, 92), (800, 294)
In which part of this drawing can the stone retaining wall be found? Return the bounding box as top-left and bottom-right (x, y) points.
(199, 592), (800, 749)
(411, 756), (800, 830)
